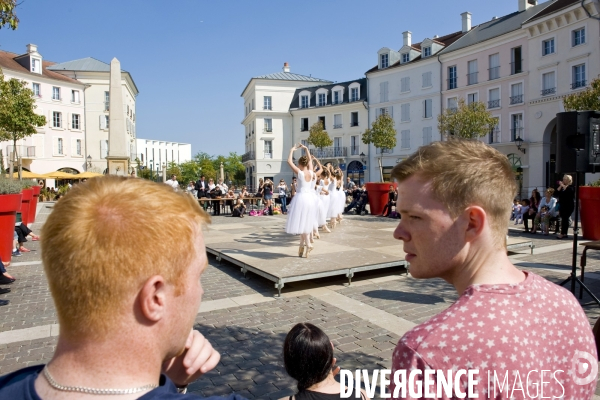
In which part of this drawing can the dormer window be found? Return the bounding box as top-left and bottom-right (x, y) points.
(318, 93), (327, 107)
(381, 54), (389, 68)
(31, 58), (41, 74)
(402, 53), (410, 63)
(423, 47), (431, 57)
(301, 95), (309, 109)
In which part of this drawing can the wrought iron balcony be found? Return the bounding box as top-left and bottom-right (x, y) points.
(241, 151), (255, 162)
(264, 128), (272, 133)
(264, 152), (273, 159)
(104, 102), (110, 111)
(489, 129), (501, 144)
(488, 66), (500, 80)
(572, 80), (587, 90)
(6, 145), (35, 159)
(309, 147), (347, 158)
(351, 146), (360, 156)
(333, 124), (342, 129)
(541, 88), (556, 96)
(510, 95), (523, 104)
(510, 60), (523, 75)
(488, 99), (501, 109)
(467, 72), (478, 86)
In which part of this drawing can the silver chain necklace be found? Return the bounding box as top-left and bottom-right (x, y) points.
(43, 365), (159, 395)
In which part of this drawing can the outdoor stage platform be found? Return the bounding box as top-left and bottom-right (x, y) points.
(203, 216), (408, 296)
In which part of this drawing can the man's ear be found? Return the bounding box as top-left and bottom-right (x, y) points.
(138, 275), (167, 323)
(463, 206), (486, 243)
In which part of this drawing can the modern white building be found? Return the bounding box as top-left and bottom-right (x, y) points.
(48, 57), (139, 173)
(0, 44), (87, 175)
(241, 63), (331, 189)
(135, 138), (192, 170)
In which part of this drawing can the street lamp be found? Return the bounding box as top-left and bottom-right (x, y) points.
(514, 136), (526, 154)
(86, 155), (92, 169)
(360, 152), (366, 165)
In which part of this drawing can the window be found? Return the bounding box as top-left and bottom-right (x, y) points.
(334, 114), (342, 129)
(56, 138), (64, 155)
(52, 87), (60, 100)
(543, 38), (555, 56)
(511, 47), (522, 75)
(573, 28), (585, 46)
(334, 137), (342, 156)
(301, 95), (309, 109)
(264, 140), (273, 159)
(378, 107), (390, 117)
(31, 58), (40, 73)
(423, 47), (431, 57)
(510, 83), (523, 104)
(263, 96), (272, 110)
(489, 54), (500, 80)
(511, 114), (523, 141)
(350, 87), (359, 102)
(72, 114), (80, 130)
(351, 112), (359, 127)
(380, 82), (389, 102)
(448, 97), (458, 110)
(448, 66), (457, 89)
(318, 116), (326, 129)
(100, 115), (110, 129)
(318, 93), (327, 107)
(542, 71), (556, 96)
(76, 139), (82, 156)
(264, 118), (272, 132)
(423, 127), (433, 145)
(351, 135), (359, 155)
(422, 72), (432, 88)
(401, 104), (410, 122)
(401, 77), (410, 93)
(52, 111), (62, 128)
(467, 60), (478, 85)
(572, 64), (586, 89)
(401, 130), (410, 149)
(380, 54), (389, 68)
(127, 105), (130, 115)
(488, 88), (500, 109)
(32, 83), (40, 97)
(467, 93), (478, 105)
(402, 53), (410, 63)
(333, 91), (341, 104)
(489, 118), (500, 144)
(71, 90), (80, 103)
(104, 91), (110, 111)
(301, 118), (309, 132)
(423, 99), (432, 118)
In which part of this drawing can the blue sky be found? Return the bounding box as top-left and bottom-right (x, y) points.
(0, 0), (526, 156)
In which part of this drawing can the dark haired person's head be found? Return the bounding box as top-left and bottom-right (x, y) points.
(283, 323), (334, 392)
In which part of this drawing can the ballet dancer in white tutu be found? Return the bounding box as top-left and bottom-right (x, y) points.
(285, 144), (318, 258)
(333, 168), (346, 224)
(326, 164), (340, 229)
(313, 158), (331, 236)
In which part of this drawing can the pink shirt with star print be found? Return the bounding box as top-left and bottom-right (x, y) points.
(390, 271), (598, 399)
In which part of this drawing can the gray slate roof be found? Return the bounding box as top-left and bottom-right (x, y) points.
(253, 71), (330, 82)
(289, 78), (367, 109)
(440, 1), (553, 54)
(47, 57), (123, 72)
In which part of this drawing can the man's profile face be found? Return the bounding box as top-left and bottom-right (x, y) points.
(393, 174), (466, 280)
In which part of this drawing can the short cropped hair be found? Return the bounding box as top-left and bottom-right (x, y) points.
(391, 139), (516, 247)
(41, 176), (210, 339)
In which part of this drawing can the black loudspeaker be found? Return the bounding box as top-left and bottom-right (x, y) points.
(555, 111), (600, 173)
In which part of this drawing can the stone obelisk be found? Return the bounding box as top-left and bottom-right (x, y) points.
(106, 58), (130, 176)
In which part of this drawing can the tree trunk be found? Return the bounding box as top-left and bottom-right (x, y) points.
(378, 156), (384, 182)
(9, 138), (16, 181)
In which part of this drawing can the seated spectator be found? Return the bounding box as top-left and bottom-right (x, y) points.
(344, 189), (368, 215)
(239, 186), (250, 198)
(0, 257), (15, 304)
(186, 181), (197, 197)
(380, 185), (397, 217)
(11, 231), (21, 257)
(225, 190), (235, 213)
(514, 198), (530, 226)
(281, 323), (369, 400)
(231, 199), (246, 218)
(389, 139), (596, 398)
(0, 176), (245, 400)
(14, 223), (40, 253)
(531, 188), (558, 235)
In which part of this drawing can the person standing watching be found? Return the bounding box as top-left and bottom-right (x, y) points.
(195, 175), (207, 199)
(165, 174), (179, 191)
(556, 174), (575, 239)
(289, 177), (297, 205)
(388, 139), (597, 398)
(278, 179), (288, 214)
(0, 176), (246, 399)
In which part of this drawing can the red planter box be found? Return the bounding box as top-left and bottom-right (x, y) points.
(19, 188), (33, 228)
(580, 186), (600, 240)
(0, 193), (22, 262)
(29, 186), (41, 224)
(365, 182), (397, 216)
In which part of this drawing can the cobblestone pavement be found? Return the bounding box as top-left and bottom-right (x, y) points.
(2, 207), (600, 398)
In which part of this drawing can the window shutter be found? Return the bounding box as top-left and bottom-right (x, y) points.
(53, 137), (58, 155)
(101, 140), (108, 159)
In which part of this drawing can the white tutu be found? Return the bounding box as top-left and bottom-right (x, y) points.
(285, 170), (318, 235)
(326, 178), (338, 219)
(316, 180), (330, 226)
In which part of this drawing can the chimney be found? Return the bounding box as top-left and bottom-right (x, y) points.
(461, 12), (472, 33)
(519, 0), (537, 12)
(403, 31), (412, 47)
(26, 44), (38, 54)
(283, 62), (290, 73)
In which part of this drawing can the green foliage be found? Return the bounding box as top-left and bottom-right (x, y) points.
(20, 179), (35, 189)
(437, 98), (497, 139)
(166, 161), (182, 184)
(0, 0), (18, 30)
(587, 178), (600, 187)
(57, 184), (70, 196)
(0, 174), (21, 194)
(563, 77), (600, 111)
(362, 113), (397, 150)
(307, 121), (333, 150)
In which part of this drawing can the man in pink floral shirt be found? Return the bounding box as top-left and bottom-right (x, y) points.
(389, 139), (597, 399)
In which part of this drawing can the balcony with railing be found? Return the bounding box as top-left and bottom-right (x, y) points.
(264, 152), (273, 159)
(241, 151), (255, 162)
(351, 146), (360, 156)
(309, 147), (347, 158)
(489, 129), (501, 144)
(6, 145), (36, 159)
(510, 94), (523, 105)
(489, 67), (500, 80)
(447, 78), (457, 90)
(541, 87), (556, 96)
(376, 148), (393, 154)
(263, 128), (272, 133)
(511, 128), (524, 142)
(488, 99), (500, 109)
(467, 72), (478, 86)
(510, 60), (523, 75)
(104, 102), (110, 111)
(572, 80), (587, 90)
(333, 124), (343, 129)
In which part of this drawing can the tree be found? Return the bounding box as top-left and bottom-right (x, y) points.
(0, 70), (46, 179)
(362, 113), (397, 181)
(166, 161), (182, 185)
(437, 98), (497, 139)
(0, 0), (18, 30)
(563, 77), (600, 111)
(307, 121), (333, 152)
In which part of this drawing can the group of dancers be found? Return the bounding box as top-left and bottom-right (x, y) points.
(284, 144), (346, 258)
